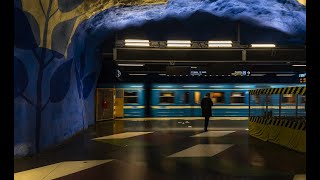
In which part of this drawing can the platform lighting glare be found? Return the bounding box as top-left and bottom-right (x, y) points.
(118, 64), (144, 66)
(158, 86), (172, 88)
(292, 64), (306, 67)
(159, 74), (166, 76)
(235, 86), (254, 88)
(167, 44), (191, 47)
(124, 39), (149, 43)
(208, 41), (232, 44)
(245, 128), (249, 131)
(251, 44), (276, 48)
(208, 44), (232, 47)
(209, 86), (224, 88)
(130, 85), (143, 88)
(183, 86), (198, 88)
(124, 43), (150, 47)
(129, 74), (147, 76)
(167, 40), (191, 44)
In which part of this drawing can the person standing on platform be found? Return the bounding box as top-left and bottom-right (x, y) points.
(201, 93), (213, 132)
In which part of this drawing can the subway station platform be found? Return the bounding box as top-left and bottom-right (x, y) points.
(14, 120), (306, 180)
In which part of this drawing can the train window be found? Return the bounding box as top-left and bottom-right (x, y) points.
(210, 92), (225, 103)
(254, 95), (260, 104)
(124, 91), (138, 104)
(231, 92), (245, 104)
(194, 91), (201, 104)
(160, 92), (174, 104)
(282, 94), (297, 104)
(183, 92), (190, 104)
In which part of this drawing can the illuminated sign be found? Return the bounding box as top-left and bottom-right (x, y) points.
(231, 71), (250, 76)
(190, 70), (207, 76)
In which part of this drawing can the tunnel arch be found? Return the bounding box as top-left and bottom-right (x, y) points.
(14, 0), (305, 157)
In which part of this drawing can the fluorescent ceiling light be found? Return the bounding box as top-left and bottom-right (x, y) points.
(167, 44), (191, 47)
(276, 74), (295, 76)
(125, 39), (149, 43)
(124, 42), (149, 47)
(129, 73), (147, 76)
(158, 86), (172, 88)
(292, 64), (306, 67)
(208, 44), (232, 47)
(183, 85), (198, 88)
(208, 41), (232, 44)
(159, 74), (166, 76)
(130, 85), (143, 88)
(251, 44), (276, 48)
(167, 40), (191, 44)
(118, 64), (144, 66)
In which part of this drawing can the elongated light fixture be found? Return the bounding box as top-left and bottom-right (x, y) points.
(167, 40), (191, 47)
(276, 74), (295, 76)
(124, 39), (150, 47)
(183, 85), (198, 88)
(292, 64), (306, 67)
(251, 44), (276, 48)
(118, 64), (144, 66)
(129, 73), (147, 76)
(208, 40), (232, 48)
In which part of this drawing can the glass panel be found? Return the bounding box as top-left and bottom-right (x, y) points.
(210, 92), (225, 103)
(184, 92), (190, 104)
(194, 91), (201, 104)
(160, 92), (174, 103)
(124, 91), (138, 104)
(231, 92), (245, 103)
(282, 94), (297, 104)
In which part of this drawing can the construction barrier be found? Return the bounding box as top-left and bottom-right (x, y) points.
(249, 86), (306, 153)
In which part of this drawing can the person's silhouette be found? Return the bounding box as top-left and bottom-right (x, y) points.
(201, 93), (213, 132)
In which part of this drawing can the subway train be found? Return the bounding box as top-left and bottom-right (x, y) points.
(96, 83), (306, 119)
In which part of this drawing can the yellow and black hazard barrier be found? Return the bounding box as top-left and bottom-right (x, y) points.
(249, 116), (306, 153)
(249, 86), (306, 95)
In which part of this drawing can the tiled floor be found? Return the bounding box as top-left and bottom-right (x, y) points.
(14, 120), (306, 180)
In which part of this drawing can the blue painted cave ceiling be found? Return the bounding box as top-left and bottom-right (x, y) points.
(84, 0), (305, 50)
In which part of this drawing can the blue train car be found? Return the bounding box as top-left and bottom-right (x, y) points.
(98, 83), (305, 119)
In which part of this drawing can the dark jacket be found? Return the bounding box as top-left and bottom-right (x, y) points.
(201, 97), (213, 117)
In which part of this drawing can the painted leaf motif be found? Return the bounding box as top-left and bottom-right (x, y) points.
(14, 8), (38, 49)
(49, 60), (73, 103)
(79, 48), (86, 78)
(82, 72), (96, 99)
(14, 57), (28, 98)
(51, 17), (77, 55)
(58, 0), (84, 12)
(24, 11), (40, 46)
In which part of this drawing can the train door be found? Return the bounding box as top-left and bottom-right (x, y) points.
(194, 91), (201, 117)
(182, 91), (192, 117)
(96, 88), (115, 121)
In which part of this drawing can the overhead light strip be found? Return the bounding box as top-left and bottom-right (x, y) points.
(129, 74), (147, 76)
(118, 64), (144, 66)
(167, 44), (191, 47)
(208, 41), (232, 44)
(124, 39), (149, 43)
(251, 44), (276, 48)
(276, 74), (295, 76)
(124, 42), (150, 47)
(208, 44), (232, 47)
(292, 64), (306, 67)
(167, 40), (191, 44)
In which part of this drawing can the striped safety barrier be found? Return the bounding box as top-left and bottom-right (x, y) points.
(249, 86), (306, 95)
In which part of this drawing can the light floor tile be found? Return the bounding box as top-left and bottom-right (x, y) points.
(191, 131), (235, 137)
(14, 160), (112, 180)
(167, 144), (234, 158)
(93, 132), (153, 140)
(293, 174), (306, 180)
